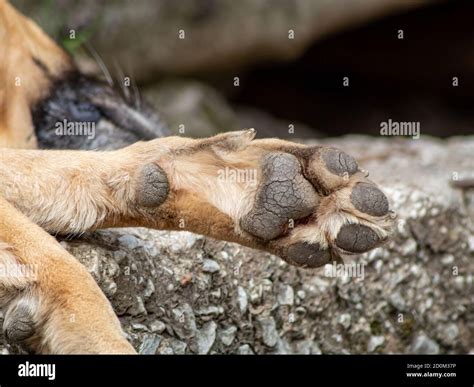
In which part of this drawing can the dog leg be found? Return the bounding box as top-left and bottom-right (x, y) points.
(0, 196), (135, 354)
(0, 130), (395, 266)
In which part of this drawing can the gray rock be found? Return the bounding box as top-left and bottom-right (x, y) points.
(143, 279), (155, 298)
(295, 340), (312, 354)
(127, 296), (147, 316)
(202, 259), (220, 273)
(139, 334), (162, 354)
(237, 344), (254, 355)
(467, 236), (474, 252)
(156, 231), (200, 254)
(400, 239), (417, 256)
(158, 346), (174, 355)
(195, 305), (224, 317)
(338, 313), (352, 330)
(367, 336), (385, 352)
(219, 326), (238, 347)
(131, 323), (149, 332)
(410, 333), (440, 354)
(196, 321), (217, 354)
(80, 249), (101, 280)
(311, 343), (323, 355)
(388, 291), (406, 311)
(236, 286), (248, 314)
(258, 316), (279, 347)
(249, 285), (263, 305)
(277, 284), (295, 306)
(274, 338), (293, 354)
(118, 234), (141, 250)
(149, 320), (166, 334)
(172, 304), (197, 339)
(441, 254), (455, 266)
(170, 339), (187, 355)
(296, 290), (306, 300)
(438, 324), (459, 346)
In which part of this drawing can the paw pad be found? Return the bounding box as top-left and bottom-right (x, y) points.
(286, 242), (331, 268)
(304, 147), (359, 193)
(3, 298), (36, 344)
(350, 182), (389, 216)
(335, 223), (382, 253)
(241, 153), (319, 241)
(136, 163), (169, 208)
(322, 148), (358, 177)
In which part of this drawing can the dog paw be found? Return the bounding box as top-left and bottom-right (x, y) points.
(2, 294), (37, 347)
(125, 131), (395, 269)
(239, 142), (396, 268)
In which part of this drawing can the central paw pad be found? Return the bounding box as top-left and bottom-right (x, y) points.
(240, 153), (319, 241)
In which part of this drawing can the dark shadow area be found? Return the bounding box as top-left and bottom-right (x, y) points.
(228, 0), (474, 138)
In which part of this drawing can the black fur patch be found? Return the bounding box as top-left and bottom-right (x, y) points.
(32, 72), (169, 150)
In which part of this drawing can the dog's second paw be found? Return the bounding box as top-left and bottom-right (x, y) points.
(3, 294), (37, 349)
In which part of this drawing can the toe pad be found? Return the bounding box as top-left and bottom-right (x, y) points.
(286, 242), (331, 268)
(350, 182), (389, 216)
(322, 149), (358, 177)
(335, 223), (382, 253)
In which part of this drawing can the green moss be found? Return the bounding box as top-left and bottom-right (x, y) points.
(398, 314), (415, 340)
(60, 16), (101, 54)
(370, 320), (383, 335)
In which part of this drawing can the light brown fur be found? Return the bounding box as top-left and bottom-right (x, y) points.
(0, 0), (73, 149)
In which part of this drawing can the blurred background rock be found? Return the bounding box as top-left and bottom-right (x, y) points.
(13, 0), (474, 138)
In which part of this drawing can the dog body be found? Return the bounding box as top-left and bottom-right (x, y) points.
(0, 0), (393, 353)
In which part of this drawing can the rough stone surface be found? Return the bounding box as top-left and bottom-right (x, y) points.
(1, 136), (473, 354)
